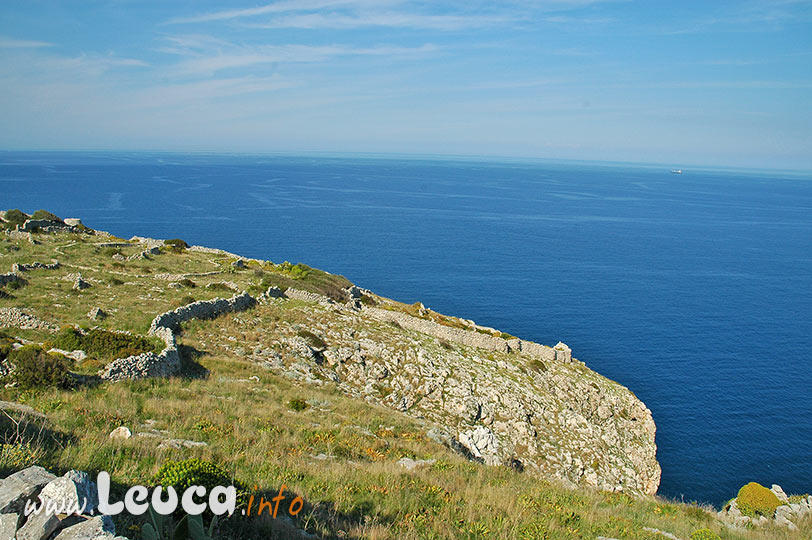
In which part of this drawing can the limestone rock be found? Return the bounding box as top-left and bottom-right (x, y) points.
(15, 509), (62, 540)
(87, 307), (106, 321)
(52, 515), (116, 540)
(72, 276), (90, 291)
(39, 470), (99, 514)
(459, 427), (500, 466)
(108, 426), (132, 440)
(771, 484), (789, 503)
(0, 512), (19, 539)
(397, 457), (436, 471)
(0, 466), (56, 513)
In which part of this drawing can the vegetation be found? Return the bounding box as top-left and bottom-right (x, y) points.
(165, 239), (190, 252)
(296, 329), (326, 350)
(7, 345), (71, 389)
(155, 458), (240, 500)
(30, 209), (63, 222)
(2, 209), (29, 228)
(50, 326), (162, 362)
(287, 397), (309, 412)
(691, 528), (723, 540)
(737, 482), (781, 517)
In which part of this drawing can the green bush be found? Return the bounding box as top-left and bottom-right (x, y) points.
(154, 458), (245, 508)
(51, 327), (160, 362)
(737, 482), (781, 517)
(0, 332), (14, 361)
(9, 346), (71, 389)
(278, 261), (311, 280)
(288, 398), (309, 412)
(164, 238), (189, 250)
(30, 209), (63, 223)
(690, 528), (721, 540)
(3, 209), (29, 228)
(296, 329), (326, 350)
(528, 359), (547, 373)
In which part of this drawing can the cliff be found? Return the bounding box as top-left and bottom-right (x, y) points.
(0, 212), (661, 497)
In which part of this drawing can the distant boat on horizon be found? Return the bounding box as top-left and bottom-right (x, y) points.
(671, 169), (683, 174)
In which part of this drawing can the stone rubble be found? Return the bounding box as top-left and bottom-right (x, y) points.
(0, 308), (59, 332)
(0, 466), (125, 539)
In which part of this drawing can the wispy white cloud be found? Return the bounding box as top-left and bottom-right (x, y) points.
(157, 35), (439, 75)
(0, 36), (53, 48)
(165, 0), (395, 25)
(242, 12), (513, 30)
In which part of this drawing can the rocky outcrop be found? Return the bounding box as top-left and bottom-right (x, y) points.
(0, 272), (25, 287)
(0, 466), (124, 539)
(718, 484), (811, 531)
(100, 292), (256, 381)
(247, 293), (661, 496)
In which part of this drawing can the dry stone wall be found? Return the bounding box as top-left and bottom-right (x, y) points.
(100, 292), (257, 381)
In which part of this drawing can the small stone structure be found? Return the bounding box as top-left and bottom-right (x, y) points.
(11, 260), (60, 273)
(99, 292), (257, 381)
(364, 307), (564, 362)
(0, 466), (124, 539)
(19, 219), (80, 234)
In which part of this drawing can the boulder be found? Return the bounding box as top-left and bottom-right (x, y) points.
(72, 277), (90, 291)
(0, 512), (19, 539)
(63, 218), (83, 228)
(771, 484), (789, 503)
(39, 470), (99, 514)
(52, 515), (116, 540)
(15, 509), (62, 540)
(0, 466), (56, 513)
(108, 426), (132, 440)
(87, 307), (106, 321)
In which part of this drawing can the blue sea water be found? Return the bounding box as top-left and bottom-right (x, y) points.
(2, 151), (811, 505)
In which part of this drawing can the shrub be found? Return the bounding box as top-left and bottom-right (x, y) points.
(51, 327), (160, 362)
(9, 346), (71, 389)
(3, 209), (29, 228)
(108, 278), (124, 286)
(177, 278), (196, 288)
(30, 209), (63, 223)
(154, 458), (247, 508)
(0, 442), (45, 470)
(288, 398), (309, 412)
(528, 359), (547, 373)
(164, 238), (189, 250)
(737, 482), (781, 517)
(278, 261), (311, 280)
(690, 529), (721, 540)
(0, 332), (14, 361)
(296, 329), (326, 350)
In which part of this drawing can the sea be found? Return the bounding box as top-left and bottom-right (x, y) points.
(2, 151), (810, 506)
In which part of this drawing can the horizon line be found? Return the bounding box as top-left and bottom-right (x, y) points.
(1, 147), (811, 176)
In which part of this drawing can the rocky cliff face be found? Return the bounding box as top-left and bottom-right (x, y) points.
(193, 289), (662, 496)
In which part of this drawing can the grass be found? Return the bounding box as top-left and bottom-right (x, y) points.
(0, 224), (809, 540)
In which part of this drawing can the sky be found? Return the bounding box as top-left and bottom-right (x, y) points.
(1, 1), (811, 170)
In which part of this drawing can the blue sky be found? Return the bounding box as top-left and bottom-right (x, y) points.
(1, 1), (811, 169)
